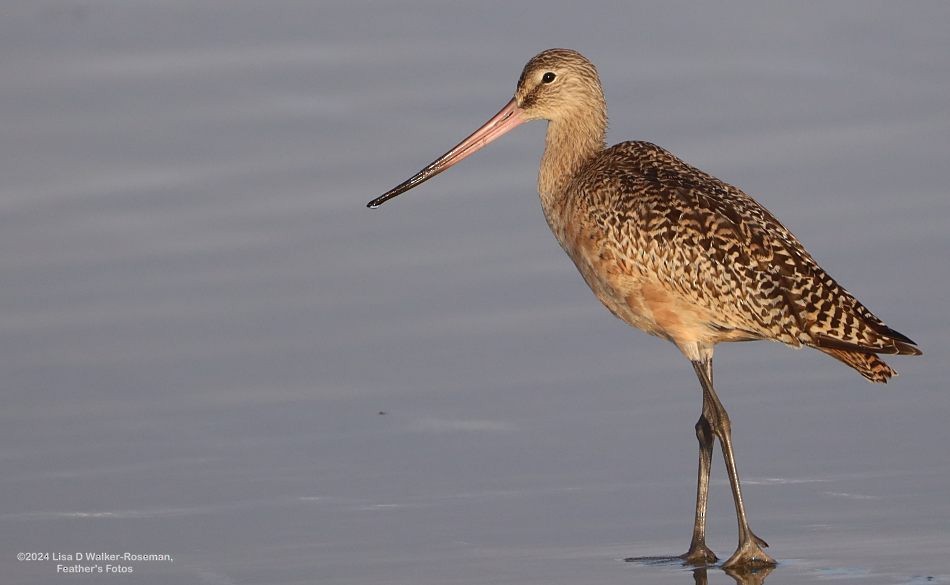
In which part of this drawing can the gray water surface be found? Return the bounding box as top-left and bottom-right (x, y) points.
(2, 2), (949, 584)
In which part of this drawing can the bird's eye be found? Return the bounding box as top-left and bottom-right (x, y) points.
(542, 72), (556, 84)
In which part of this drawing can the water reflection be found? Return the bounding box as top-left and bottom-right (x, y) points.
(625, 556), (775, 585)
(717, 565), (774, 585)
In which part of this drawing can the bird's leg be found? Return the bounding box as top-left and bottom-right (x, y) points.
(680, 359), (718, 565)
(691, 358), (775, 569)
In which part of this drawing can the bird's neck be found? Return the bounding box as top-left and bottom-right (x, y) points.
(538, 111), (607, 215)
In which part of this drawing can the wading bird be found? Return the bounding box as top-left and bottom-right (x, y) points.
(366, 48), (921, 569)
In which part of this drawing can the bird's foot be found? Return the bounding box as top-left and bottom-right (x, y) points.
(721, 534), (775, 570)
(679, 541), (718, 566)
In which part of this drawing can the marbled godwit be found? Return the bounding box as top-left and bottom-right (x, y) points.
(366, 49), (921, 569)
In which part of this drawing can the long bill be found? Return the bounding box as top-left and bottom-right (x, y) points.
(367, 98), (525, 208)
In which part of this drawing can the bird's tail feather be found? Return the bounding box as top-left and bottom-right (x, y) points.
(818, 348), (896, 383)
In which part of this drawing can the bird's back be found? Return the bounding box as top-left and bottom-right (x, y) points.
(554, 141), (920, 381)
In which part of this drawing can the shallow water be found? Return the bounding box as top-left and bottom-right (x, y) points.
(2, 2), (949, 584)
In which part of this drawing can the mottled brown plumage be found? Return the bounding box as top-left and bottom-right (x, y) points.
(557, 138), (919, 379)
(368, 48), (921, 569)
